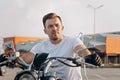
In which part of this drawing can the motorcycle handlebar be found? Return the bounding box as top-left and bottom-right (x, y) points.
(0, 60), (12, 67)
(47, 57), (98, 68)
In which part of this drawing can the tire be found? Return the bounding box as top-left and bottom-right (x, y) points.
(14, 70), (38, 80)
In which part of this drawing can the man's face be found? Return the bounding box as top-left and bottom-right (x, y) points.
(44, 17), (64, 41)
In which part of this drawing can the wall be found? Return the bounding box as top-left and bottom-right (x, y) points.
(106, 36), (120, 54)
(3, 36), (46, 49)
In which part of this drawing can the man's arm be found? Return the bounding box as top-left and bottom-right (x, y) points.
(74, 44), (91, 57)
(74, 44), (103, 67)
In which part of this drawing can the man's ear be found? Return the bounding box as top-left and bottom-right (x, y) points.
(44, 28), (47, 34)
(62, 26), (64, 31)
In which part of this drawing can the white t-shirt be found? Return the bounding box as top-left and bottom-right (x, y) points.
(30, 36), (83, 80)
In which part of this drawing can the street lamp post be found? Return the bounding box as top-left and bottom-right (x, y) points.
(87, 4), (104, 47)
(78, 32), (84, 41)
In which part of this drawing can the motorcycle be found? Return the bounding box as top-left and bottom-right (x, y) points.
(14, 53), (100, 80)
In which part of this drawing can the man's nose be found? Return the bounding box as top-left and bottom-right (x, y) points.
(52, 26), (57, 30)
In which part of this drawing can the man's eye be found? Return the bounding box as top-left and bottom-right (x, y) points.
(55, 24), (59, 27)
(48, 25), (53, 28)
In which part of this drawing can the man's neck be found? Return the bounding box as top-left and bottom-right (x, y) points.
(50, 35), (64, 44)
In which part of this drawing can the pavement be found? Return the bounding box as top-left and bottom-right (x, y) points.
(0, 67), (120, 80)
(82, 68), (120, 80)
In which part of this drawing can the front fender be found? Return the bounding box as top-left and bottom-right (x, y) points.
(14, 70), (38, 80)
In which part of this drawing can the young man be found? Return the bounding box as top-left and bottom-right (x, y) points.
(21, 13), (102, 80)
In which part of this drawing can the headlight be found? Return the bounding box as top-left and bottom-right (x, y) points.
(14, 70), (38, 80)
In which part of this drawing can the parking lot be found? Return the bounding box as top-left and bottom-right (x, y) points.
(0, 68), (120, 80)
(82, 68), (120, 80)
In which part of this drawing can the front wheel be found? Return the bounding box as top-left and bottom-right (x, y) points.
(14, 70), (38, 80)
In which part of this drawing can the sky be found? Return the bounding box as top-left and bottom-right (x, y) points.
(0, 0), (120, 38)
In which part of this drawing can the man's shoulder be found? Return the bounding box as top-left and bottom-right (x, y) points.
(64, 36), (80, 41)
(35, 39), (49, 46)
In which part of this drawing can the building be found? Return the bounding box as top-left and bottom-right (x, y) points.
(82, 32), (120, 64)
(3, 36), (46, 51)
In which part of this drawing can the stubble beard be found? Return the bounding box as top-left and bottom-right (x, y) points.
(51, 33), (59, 41)
(50, 30), (63, 43)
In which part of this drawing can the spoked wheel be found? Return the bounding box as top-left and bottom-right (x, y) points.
(14, 71), (38, 80)
(18, 73), (36, 80)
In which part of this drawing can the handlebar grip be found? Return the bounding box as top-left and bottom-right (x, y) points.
(85, 53), (103, 67)
(0, 60), (11, 66)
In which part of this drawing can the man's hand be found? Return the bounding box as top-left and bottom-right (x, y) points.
(85, 53), (103, 67)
